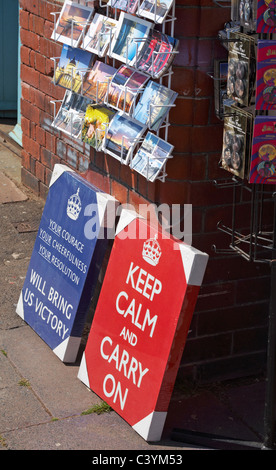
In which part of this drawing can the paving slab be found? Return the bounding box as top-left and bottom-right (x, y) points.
(0, 352), (21, 389)
(3, 408), (196, 451)
(0, 327), (101, 419)
(0, 170), (27, 204)
(0, 385), (50, 433)
(164, 388), (261, 444)
(225, 381), (265, 439)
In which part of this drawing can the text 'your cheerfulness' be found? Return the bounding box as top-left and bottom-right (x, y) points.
(100, 261), (162, 411)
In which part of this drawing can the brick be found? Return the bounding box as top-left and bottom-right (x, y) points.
(51, 154), (62, 169)
(39, 181), (49, 200)
(233, 328), (267, 355)
(79, 154), (90, 173)
(20, 28), (39, 51)
(120, 163), (137, 190)
(197, 352), (266, 383)
(39, 73), (53, 96)
(82, 169), (111, 194)
(156, 179), (190, 205)
(200, 0), (216, 5)
(21, 63), (40, 88)
(183, 333), (232, 363)
(199, 7), (230, 37)
(20, 9), (29, 29)
(21, 116), (31, 138)
(188, 180), (234, 207)
(30, 156), (36, 175)
(45, 131), (56, 154)
(127, 190), (150, 213)
(207, 151), (226, 180)
(21, 167), (39, 195)
(175, 7), (200, 37)
(191, 125), (223, 153)
(67, 146), (78, 169)
(29, 13), (45, 35)
(22, 134), (40, 160)
(167, 125), (191, 153)
(30, 121), (36, 140)
(204, 202), (252, 233)
(195, 281), (236, 312)
(174, 39), (197, 67)
(39, 0), (60, 22)
(169, 97), (193, 125)
(195, 69), (214, 97)
(21, 98), (40, 124)
(36, 126), (46, 146)
(40, 147), (52, 168)
(235, 276), (271, 305)
(171, 67), (195, 97)
(35, 52), (46, 74)
(104, 153), (120, 179)
(166, 153), (207, 180)
(197, 39), (214, 68)
(56, 140), (67, 161)
(197, 301), (269, 336)
(21, 150), (31, 170)
(20, 0), (40, 15)
(193, 98), (211, 125)
(44, 19), (54, 39)
(21, 45), (30, 65)
(45, 57), (54, 76)
(39, 37), (61, 59)
(35, 160), (45, 182)
(21, 82), (31, 102)
(111, 180), (128, 203)
(136, 174), (157, 203)
(33, 87), (46, 111)
(205, 253), (270, 284)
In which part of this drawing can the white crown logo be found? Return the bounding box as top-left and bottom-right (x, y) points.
(142, 234), (162, 266)
(67, 188), (81, 220)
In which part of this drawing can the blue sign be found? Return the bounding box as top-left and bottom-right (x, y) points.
(16, 165), (117, 362)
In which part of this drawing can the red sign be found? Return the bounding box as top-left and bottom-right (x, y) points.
(78, 210), (208, 441)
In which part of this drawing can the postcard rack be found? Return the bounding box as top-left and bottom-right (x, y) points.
(172, 180), (276, 450)
(49, 0), (178, 183)
(215, 179), (276, 451)
(172, 0), (276, 450)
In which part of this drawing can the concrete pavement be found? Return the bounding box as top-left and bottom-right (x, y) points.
(0, 132), (270, 452)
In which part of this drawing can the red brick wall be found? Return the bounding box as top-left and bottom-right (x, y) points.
(19, 0), (270, 383)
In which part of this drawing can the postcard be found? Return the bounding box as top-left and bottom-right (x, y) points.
(107, 0), (139, 14)
(257, 0), (276, 33)
(81, 104), (116, 151)
(110, 12), (153, 66)
(53, 44), (94, 94)
(82, 14), (118, 57)
(51, 90), (91, 140)
(221, 104), (253, 179)
(249, 115), (276, 184)
(239, 0), (257, 31)
(102, 112), (146, 164)
(256, 40), (276, 110)
(227, 32), (255, 107)
(105, 65), (149, 114)
(135, 29), (178, 78)
(214, 59), (229, 119)
(137, 0), (174, 24)
(134, 80), (178, 131)
(82, 60), (117, 103)
(130, 131), (173, 181)
(51, 0), (93, 48)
